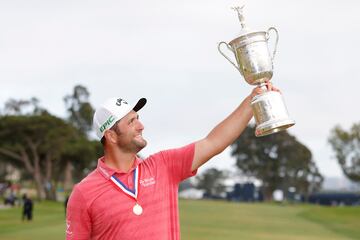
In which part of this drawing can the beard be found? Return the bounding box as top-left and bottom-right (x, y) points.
(115, 132), (147, 153)
(130, 136), (147, 152)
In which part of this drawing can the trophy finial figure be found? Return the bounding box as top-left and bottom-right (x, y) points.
(231, 5), (246, 29)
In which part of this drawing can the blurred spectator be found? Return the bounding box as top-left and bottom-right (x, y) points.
(0, 182), (9, 195)
(4, 191), (16, 206)
(22, 194), (33, 221)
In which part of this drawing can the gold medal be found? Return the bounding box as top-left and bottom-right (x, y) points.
(133, 203), (143, 216)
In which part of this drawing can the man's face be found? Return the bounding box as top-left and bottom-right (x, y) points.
(111, 110), (147, 153)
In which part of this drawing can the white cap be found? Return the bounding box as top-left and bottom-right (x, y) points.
(93, 97), (147, 139)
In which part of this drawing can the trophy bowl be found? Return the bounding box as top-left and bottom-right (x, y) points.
(218, 27), (278, 85)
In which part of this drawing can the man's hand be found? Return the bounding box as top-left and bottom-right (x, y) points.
(249, 80), (281, 99)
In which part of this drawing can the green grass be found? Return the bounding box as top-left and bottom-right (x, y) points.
(0, 200), (359, 240)
(0, 201), (65, 240)
(299, 205), (360, 239)
(180, 200), (360, 240)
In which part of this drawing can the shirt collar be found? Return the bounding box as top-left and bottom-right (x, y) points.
(97, 156), (141, 180)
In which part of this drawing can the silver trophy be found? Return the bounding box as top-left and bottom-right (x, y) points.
(218, 6), (295, 137)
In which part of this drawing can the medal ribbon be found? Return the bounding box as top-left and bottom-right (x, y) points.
(110, 166), (139, 200)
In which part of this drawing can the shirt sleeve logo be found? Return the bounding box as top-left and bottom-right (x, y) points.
(66, 220), (73, 236)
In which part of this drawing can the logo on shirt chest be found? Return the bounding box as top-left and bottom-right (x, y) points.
(140, 177), (156, 187)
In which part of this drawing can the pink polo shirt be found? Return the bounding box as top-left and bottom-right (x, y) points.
(66, 143), (196, 240)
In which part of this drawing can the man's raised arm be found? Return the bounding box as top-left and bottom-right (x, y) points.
(192, 84), (277, 171)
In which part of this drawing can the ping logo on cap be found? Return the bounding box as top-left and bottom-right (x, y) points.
(116, 98), (128, 106)
(100, 115), (115, 133)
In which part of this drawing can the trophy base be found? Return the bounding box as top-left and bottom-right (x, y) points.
(251, 91), (295, 137)
(255, 118), (295, 137)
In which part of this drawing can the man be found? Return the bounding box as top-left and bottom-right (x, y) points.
(66, 83), (278, 240)
(22, 194), (33, 221)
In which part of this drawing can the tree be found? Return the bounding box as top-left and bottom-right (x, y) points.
(195, 168), (227, 197)
(62, 85), (98, 191)
(231, 125), (323, 200)
(58, 139), (102, 192)
(0, 87), (101, 200)
(0, 114), (92, 200)
(328, 123), (360, 182)
(3, 97), (47, 116)
(63, 85), (94, 135)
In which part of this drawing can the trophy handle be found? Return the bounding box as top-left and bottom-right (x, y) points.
(217, 41), (242, 75)
(266, 27), (279, 61)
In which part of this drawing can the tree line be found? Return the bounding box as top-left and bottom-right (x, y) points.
(0, 85), (359, 201)
(196, 123), (360, 200)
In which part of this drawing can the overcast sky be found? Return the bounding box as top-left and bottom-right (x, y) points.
(1, 0), (359, 179)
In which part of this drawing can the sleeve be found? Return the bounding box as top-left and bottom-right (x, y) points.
(159, 142), (197, 184)
(66, 185), (92, 240)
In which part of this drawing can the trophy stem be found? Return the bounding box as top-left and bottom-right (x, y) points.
(258, 82), (268, 92)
